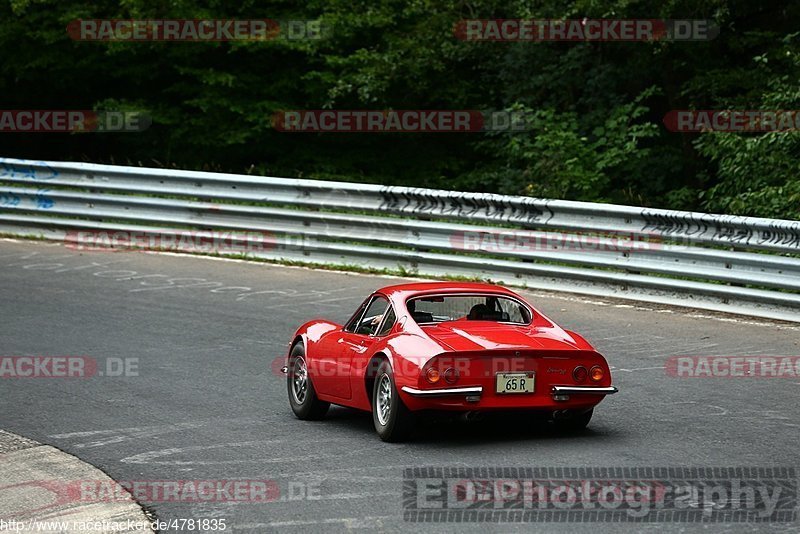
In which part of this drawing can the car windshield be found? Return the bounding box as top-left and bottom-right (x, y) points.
(406, 294), (532, 325)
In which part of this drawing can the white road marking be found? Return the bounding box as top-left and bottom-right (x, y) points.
(49, 422), (206, 448)
(611, 366), (666, 373)
(668, 401), (728, 417)
(120, 439), (378, 465)
(3, 238), (799, 329)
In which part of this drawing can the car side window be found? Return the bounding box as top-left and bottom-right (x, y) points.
(354, 296), (390, 336)
(375, 306), (396, 336)
(343, 297), (371, 333)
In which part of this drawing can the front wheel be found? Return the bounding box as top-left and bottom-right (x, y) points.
(372, 361), (415, 442)
(287, 343), (329, 420)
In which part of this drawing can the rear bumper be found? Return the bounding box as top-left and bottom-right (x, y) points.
(551, 385), (618, 396)
(401, 385), (618, 397)
(401, 386), (483, 397)
(398, 383), (618, 411)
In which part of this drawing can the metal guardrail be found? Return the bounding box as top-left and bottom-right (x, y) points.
(1, 157), (799, 322)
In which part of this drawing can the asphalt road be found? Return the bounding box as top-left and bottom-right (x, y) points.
(1, 239), (799, 533)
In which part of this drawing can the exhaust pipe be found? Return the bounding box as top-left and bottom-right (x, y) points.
(460, 411), (484, 423)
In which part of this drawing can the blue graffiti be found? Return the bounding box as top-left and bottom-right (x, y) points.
(0, 160), (60, 181)
(0, 193), (21, 207)
(35, 189), (54, 209)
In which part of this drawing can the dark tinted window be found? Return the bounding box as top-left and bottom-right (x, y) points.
(353, 296), (390, 335)
(407, 294), (532, 324)
(344, 297), (371, 333)
(376, 306), (396, 336)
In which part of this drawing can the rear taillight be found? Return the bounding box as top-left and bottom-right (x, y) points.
(590, 365), (604, 382)
(425, 367), (441, 383)
(572, 366), (588, 383)
(443, 367), (459, 384)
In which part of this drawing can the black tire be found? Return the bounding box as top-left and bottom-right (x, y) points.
(372, 361), (415, 442)
(553, 408), (593, 432)
(287, 343), (329, 420)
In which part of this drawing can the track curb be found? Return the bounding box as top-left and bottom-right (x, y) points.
(0, 430), (155, 533)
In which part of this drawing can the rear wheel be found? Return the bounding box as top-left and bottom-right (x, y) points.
(287, 343), (329, 420)
(553, 408), (593, 432)
(372, 361), (414, 442)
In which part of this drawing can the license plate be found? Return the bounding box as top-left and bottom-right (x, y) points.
(495, 372), (535, 394)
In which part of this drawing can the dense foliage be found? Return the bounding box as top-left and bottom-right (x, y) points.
(2, 0), (798, 219)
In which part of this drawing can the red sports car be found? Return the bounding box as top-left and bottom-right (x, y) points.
(282, 282), (617, 441)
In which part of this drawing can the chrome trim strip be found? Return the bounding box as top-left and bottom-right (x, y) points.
(401, 386), (483, 397)
(551, 385), (618, 395)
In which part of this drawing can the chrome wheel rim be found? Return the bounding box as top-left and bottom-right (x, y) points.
(292, 357), (308, 404)
(376, 374), (392, 426)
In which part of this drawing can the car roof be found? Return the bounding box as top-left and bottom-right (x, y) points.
(376, 281), (520, 299)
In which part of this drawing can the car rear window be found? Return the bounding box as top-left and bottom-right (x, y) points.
(406, 294), (532, 325)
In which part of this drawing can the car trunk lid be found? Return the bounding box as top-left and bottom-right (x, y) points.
(421, 322), (582, 352)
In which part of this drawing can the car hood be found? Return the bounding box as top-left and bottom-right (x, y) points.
(421, 322), (582, 352)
